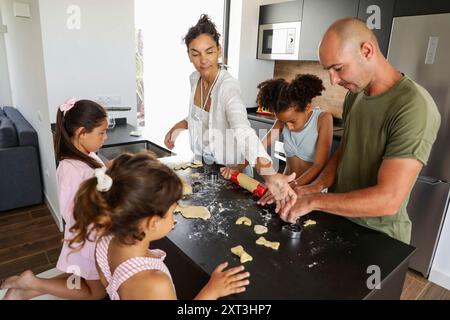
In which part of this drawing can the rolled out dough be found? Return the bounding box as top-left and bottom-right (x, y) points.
(175, 204), (210, 220)
(303, 219), (317, 227)
(181, 178), (192, 195)
(174, 161), (203, 170)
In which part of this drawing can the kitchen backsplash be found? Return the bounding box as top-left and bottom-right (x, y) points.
(274, 60), (347, 119)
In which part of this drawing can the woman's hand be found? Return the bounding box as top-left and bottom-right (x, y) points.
(258, 180), (298, 206)
(164, 129), (175, 150)
(220, 166), (238, 180)
(196, 262), (250, 300)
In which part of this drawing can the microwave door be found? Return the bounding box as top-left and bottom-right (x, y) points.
(258, 22), (301, 60)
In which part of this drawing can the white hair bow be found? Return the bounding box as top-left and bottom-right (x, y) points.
(94, 168), (113, 192)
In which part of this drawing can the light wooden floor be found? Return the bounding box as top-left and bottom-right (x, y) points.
(0, 203), (449, 299)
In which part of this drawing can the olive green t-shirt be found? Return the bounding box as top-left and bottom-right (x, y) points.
(332, 75), (441, 244)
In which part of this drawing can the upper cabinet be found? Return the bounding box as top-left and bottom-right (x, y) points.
(394, 0), (450, 17)
(357, 0), (395, 57)
(299, 0), (359, 61)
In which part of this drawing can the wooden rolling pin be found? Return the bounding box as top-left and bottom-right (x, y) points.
(230, 171), (268, 197)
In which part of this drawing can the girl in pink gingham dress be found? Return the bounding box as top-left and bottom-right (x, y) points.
(69, 152), (250, 300)
(1, 99), (108, 300)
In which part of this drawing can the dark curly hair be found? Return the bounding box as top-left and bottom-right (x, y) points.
(69, 151), (183, 249)
(184, 14), (221, 50)
(257, 74), (325, 114)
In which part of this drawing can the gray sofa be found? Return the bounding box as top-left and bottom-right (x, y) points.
(0, 106), (43, 212)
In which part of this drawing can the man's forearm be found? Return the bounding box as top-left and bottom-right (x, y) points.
(308, 186), (400, 217)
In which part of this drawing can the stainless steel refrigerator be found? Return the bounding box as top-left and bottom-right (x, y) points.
(387, 13), (450, 277)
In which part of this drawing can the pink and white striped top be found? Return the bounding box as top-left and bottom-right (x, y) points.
(96, 235), (174, 300)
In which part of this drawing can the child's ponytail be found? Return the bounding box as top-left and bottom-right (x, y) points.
(68, 176), (113, 249)
(288, 74), (325, 111)
(54, 99), (107, 169)
(69, 151), (183, 248)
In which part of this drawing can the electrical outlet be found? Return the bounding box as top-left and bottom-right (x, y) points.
(96, 95), (122, 106)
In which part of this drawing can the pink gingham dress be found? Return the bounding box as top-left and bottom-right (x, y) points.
(96, 235), (173, 300)
(56, 153), (104, 280)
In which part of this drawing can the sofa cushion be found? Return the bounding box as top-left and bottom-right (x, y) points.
(3, 106), (38, 148)
(0, 116), (18, 148)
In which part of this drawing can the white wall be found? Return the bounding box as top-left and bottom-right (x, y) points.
(137, 0), (224, 156)
(0, 7), (12, 106)
(39, 0), (137, 125)
(0, 0), (61, 228)
(430, 202), (450, 290)
(228, 0), (294, 108)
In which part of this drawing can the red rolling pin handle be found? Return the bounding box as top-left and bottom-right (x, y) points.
(230, 171), (268, 198)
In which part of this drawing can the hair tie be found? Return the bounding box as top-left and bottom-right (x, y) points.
(59, 98), (77, 116)
(94, 168), (113, 192)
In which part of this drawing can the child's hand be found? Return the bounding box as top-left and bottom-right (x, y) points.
(258, 189), (274, 205)
(196, 262), (250, 300)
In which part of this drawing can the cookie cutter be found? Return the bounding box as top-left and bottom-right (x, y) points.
(282, 223), (303, 239)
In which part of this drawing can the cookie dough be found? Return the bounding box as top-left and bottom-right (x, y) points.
(256, 236), (280, 250)
(235, 216), (252, 226)
(174, 161), (203, 170)
(303, 219), (317, 227)
(230, 245), (253, 263)
(190, 173), (201, 178)
(181, 178), (192, 195)
(254, 225), (268, 235)
(175, 204), (210, 220)
(190, 160), (203, 168)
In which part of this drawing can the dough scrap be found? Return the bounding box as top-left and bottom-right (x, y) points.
(190, 160), (203, 168)
(235, 216), (252, 226)
(175, 204), (210, 220)
(254, 225), (268, 235)
(256, 236), (280, 250)
(303, 219), (317, 227)
(190, 173), (201, 178)
(174, 161), (203, 170)
(230, 245), (253, 263)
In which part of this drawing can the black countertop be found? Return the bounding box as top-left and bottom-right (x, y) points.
(246, 107), (344, 139)
(103, 124), (150, 147)
(156, 161), (415, 299)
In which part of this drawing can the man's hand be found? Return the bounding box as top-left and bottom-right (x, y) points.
(264, 172), (297, 213)
(279, 195), (315, 223)
(293, 183), (323, 196)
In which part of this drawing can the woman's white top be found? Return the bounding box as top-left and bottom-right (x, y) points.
(186, 69), (270, 165)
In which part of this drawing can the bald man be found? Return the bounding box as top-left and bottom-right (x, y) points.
(277, 18), (441, 244)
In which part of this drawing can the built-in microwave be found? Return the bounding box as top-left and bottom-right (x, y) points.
(257, 21), (301, 60)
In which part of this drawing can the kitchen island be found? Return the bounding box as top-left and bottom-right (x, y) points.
(154, 159), (415, 300)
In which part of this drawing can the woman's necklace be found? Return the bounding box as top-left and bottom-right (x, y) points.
(200, 69), (221, 111)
